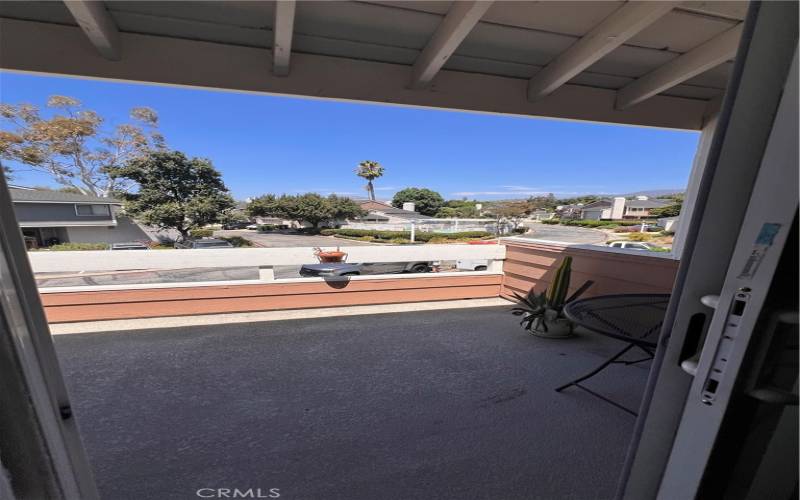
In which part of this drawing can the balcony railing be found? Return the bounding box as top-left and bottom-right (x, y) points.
(28, 240), (680, 324)
(30, 244), (506, 323)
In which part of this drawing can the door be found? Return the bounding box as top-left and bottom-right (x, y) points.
(618, 2), (799, 499)
(657, 48), (798, 498)
(0, 174), (99, 496)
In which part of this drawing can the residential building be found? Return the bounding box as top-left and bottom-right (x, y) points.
(554, 203), (584, 220)
(580, 196), (669, 220)
(11, 186), (154, 246)
(352, 199), (433, 224)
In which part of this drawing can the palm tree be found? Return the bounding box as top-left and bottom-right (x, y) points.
(355, 160), (384, 201)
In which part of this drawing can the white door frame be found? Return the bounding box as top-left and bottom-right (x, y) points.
(0, 172), (99, 498)
(657, 47), (798, 499)
(618, 2), (799, 498)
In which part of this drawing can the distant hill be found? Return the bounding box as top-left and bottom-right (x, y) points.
(619, 189), (685, 198)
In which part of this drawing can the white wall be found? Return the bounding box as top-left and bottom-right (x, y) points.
(66, 216), (152, 244)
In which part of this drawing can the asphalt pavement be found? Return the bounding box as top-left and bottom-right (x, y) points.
(521, 224), (608, 244)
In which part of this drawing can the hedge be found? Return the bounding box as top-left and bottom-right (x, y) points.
(542, 219), (652, 228)
(190, 228), (214, 238)
(47, 242), (109, 251)
(320, 228), (492, 241)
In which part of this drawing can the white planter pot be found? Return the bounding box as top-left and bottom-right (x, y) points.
(529, 312), (574, 339)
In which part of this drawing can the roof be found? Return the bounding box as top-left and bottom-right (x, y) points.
(9, 188), (120, 204)
(626, 199), (670, 208)
(0, 1), (747, 130)
(354, 198), (433, 220)
(378, 208), (433, 221)
(582, 199), (613, 209)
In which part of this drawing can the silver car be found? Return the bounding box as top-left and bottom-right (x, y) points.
(299, 261), (431, 277)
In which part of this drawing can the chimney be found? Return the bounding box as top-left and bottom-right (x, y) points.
(611, 197), (626, 219)
(402, 202), (416, 212)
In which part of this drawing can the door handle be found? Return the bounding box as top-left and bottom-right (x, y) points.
(678, 295), (719, 376)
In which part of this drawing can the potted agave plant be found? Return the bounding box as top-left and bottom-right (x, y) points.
(313, 246), (348, 263)
(511, 256), (593, 339)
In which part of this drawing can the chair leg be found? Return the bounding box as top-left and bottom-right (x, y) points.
(555, 343), (635, 392)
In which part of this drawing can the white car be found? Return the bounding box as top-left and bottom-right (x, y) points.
(607, 241), (656, 251)
(456, 259), (489, 271)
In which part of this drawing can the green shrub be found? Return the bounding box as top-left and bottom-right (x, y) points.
(627, 232), (653, 241)
(325, 228), (492, 241)
(541, 219), (560, 225)
(190, 228), (214, 238)
(220, 236), (253, 247)
(257, 224), (276, 232)
(48, 242), (109, 251)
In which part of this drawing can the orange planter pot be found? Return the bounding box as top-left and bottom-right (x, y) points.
(317, 251), (347, 263)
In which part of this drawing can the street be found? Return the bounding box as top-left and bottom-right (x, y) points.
(522, 224), (608, 244)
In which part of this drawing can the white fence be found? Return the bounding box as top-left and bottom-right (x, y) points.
(342, 219), (519, 233)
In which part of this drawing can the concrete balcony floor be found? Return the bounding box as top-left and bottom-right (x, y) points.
(53, 305), (651, 500)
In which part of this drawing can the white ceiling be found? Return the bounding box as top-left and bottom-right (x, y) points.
(0, 1), (749, 129)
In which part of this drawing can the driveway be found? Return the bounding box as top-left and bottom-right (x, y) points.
(216, 230), (376, 248)
(520, 224), (607, 244)
(54, 307), (647, 500)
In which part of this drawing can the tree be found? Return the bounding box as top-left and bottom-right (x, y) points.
(650, 201), (682, 218)
(248, 193), (365, 228)
(526, 193), (557, 211)
(110, 150), (234, 241)
(435, 199), (485, 218)
(219, 207), (250, 225)
(355, 160), (384, 200)
(392, 187), (444, 216)
(0, 95), (164, 197)
(246, 194), (283, 219)
(486, 200), (530, 234)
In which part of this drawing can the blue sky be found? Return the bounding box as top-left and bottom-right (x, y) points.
(0, 71), (700, 201)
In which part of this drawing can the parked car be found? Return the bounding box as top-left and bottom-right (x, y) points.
(174, 238), (234, 249)
(110, 242), (149, 250)
(456, 259), (489, 271)
(222, 221), (251, 230)
(299, 261), (432, 277)
(607, 241), (656, 251)
(246, 224), (260, 230)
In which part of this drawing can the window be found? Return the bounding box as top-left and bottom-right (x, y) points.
(75, 204), (111, 216)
